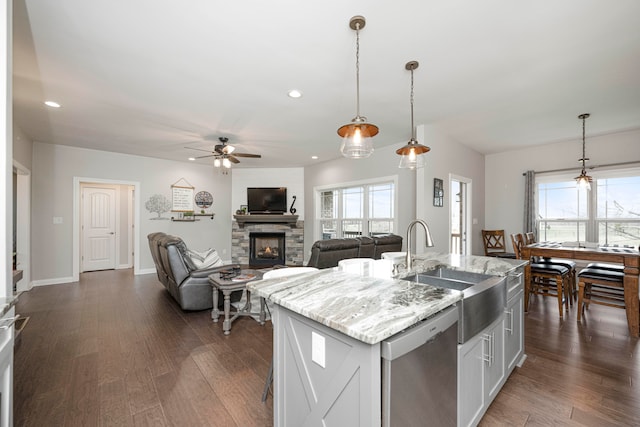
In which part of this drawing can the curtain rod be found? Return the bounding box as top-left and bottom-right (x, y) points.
(522, 160), (640, 176)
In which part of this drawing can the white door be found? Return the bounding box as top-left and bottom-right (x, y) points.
(82, 186), (117, 272)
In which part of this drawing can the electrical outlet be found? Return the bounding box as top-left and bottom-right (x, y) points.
(53, 217), (63, 224)
(311, 331), (325, 368)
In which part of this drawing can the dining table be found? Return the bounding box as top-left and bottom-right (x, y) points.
(522, 242), (640, 337)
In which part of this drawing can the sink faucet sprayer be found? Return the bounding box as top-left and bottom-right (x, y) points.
(406, 219), (435, 270)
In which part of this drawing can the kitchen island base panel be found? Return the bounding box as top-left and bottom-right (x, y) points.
(274, 306), (381, 427)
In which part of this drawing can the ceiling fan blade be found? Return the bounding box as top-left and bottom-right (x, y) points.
(195, 154), (215, 159)
(232, 153), (262, 158)
(186, 147), (214, 153)
(228, 155), (241, 164)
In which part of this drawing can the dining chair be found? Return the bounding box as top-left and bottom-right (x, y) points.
(577, 266), (625, 321)
(511, 233), (572, 318)
(524, 232), (536, 245)
(524, 232), (577, 301)
(482, 229), (517, 258)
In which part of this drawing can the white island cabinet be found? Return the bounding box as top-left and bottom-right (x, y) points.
(457, 265), (525, 427)
(249, 253), (527, 427)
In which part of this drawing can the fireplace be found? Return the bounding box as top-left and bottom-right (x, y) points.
(249, 232), (286, 267)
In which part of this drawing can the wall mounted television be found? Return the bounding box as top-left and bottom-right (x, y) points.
(247, 187), (287, 214)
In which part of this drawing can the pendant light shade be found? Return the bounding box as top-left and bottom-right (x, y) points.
(397, 61), (430, 169)
(574, 113), (593, 190)
(338, 16), (378, 159)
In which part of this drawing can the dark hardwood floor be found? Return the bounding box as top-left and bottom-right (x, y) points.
(13, 269), (640, 426)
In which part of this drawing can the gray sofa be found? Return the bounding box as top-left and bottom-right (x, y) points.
(307, 234), (403, 269)
(147, 232), (234, 311)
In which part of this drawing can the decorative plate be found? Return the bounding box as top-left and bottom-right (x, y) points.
(194, 191), (213, 209)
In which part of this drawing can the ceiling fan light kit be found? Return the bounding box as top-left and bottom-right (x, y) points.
(574, 113), (593, 190)
(186, 136), (261, 169)
(338, 15), (378, 159)
(397, 61), (430, 169)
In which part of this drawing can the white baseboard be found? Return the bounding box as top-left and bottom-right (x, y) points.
(32, 276), (75, 286)
(136, 268), (156, 275)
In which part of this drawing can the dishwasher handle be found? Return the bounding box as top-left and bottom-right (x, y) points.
(381, 305), (458, 361)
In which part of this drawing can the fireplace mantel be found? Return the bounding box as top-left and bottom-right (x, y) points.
(234, 214), (299, 228)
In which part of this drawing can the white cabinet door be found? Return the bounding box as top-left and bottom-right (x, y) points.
(505, 290), (524, 374)
(458, 315), (506, 427)
(458, 333), (485, 427)
(484, 320), (505, 401)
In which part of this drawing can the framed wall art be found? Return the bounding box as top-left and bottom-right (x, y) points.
(171, 178), (195, 212)
(433, 178), (444, 207)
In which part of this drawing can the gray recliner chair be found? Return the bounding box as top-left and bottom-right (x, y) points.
(148, 232), (234, 311)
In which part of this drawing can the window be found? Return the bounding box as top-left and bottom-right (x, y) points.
(537, 169), (640, 247)
(316, 179), (396, 240)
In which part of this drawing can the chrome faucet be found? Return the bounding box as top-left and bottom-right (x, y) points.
(406, 219), (435, 270)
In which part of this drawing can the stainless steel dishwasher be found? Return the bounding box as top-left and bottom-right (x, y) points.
(381, 305), (458, 427)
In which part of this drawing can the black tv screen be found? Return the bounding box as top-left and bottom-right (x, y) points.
(247, 187), (287, 214)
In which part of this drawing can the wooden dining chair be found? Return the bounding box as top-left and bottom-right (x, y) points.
(511, 233), (572, 318)
(525, 232), (536, 245)
(482, 229), (517, 258)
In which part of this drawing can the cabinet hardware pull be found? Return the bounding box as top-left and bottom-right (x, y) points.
(482, 334), (491, 365)
(490, 332), (495, 366)
(505, 309), (514, 334)
(0, 314), (20, 330)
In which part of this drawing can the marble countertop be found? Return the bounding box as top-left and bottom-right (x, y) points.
(404, 252), (528, 277)
(247, 252), (527, 345)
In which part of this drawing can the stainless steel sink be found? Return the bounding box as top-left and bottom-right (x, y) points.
(402, 268), (506, 343)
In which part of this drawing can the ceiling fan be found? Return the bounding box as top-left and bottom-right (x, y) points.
(186, 137), (262, 165)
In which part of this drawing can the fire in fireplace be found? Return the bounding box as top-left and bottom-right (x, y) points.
(249, 232), (286, 267)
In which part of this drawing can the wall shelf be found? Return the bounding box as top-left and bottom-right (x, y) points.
(194, 213), (215, 219)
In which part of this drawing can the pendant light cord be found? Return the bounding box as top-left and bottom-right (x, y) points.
(581, 115), (587, 171)
(410, 66), (415, 140)
(355, 22), (361, 118)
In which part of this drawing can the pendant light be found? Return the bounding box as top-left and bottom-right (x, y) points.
(337, 15), (379, 159)
(575, 113), (593, 190)
(396, 61), (430, 169)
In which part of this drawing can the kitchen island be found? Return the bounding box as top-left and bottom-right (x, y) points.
(248, 252), (527, 427)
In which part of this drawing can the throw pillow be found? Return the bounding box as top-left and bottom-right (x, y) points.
(187, 248), (223, 269)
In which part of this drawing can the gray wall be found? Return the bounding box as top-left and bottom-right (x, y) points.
(13, 125), (32, 170)
(416, 125), (486, 255)
(31, 142), (232, 282)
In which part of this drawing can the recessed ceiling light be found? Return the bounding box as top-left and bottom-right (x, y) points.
(188, 157), (196, 161)
(44, 101), (61, 108)
(311, 155), (318, 160)
(288, 89), (302, 98)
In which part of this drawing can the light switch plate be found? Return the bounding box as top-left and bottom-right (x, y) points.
(311, 331), (325, 368)
(53, 217), (63, 224)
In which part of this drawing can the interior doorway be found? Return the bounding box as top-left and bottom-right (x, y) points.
(81, 184), (117, 272)
(450, 174), (472, 255)
(13, 161), (31, 291)
(73, 177), (139, 280)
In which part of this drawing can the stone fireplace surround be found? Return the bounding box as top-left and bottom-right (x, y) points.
(232, 216), (304, 266)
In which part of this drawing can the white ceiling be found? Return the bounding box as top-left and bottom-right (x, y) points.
(12, 0), (640, 168)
